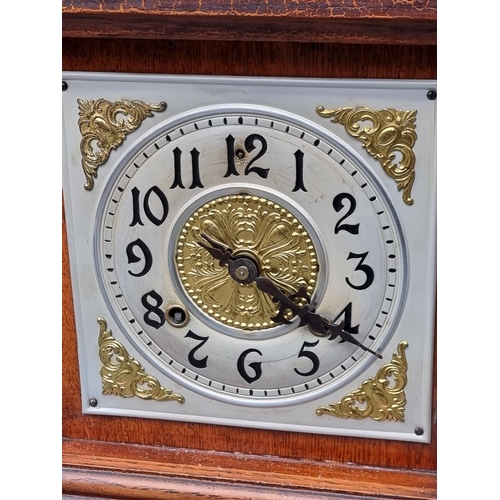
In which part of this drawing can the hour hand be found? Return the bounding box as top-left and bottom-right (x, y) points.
(197, 233), (234, 267)
(197, 232), (259, 284)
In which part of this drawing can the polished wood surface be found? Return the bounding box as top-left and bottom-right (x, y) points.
(63, 439), (437, 499)
(62, 37), (437, 498)
(62, 38), (437, 80)
(62, 0), (436, 45)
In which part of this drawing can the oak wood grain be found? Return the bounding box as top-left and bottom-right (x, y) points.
(62, 36), (437, 498)
(62, 439), (437, 499)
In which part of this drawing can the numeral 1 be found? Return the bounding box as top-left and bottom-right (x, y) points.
(292, 149), (307, 192)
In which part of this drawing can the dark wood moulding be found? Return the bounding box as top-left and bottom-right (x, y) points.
(62, 0), (437, 45)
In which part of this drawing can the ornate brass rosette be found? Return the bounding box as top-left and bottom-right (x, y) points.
(175, 195), (318, 331)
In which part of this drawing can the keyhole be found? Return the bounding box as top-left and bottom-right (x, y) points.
(165, 305), (190, 328)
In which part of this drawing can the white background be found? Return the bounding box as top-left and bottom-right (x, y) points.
(2, 2), (498, 497)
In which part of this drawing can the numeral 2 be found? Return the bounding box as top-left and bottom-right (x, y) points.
(333, 193), (359, 235)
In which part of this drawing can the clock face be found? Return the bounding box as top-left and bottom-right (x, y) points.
(62, 73), (436, 442)
(97, 107), (406, 405)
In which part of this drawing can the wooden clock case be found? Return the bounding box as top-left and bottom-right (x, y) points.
(62, 2), (437, 499)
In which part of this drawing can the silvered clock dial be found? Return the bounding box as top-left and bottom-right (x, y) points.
(62, 73), (436, 442)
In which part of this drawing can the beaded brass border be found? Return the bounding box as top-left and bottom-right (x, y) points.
(175, 194), (319, 331)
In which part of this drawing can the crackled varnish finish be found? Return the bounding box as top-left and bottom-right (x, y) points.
(62, 6), (437, 497)
(62, 0), (437, 45)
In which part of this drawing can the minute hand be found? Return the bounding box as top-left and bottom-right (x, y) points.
(254, 276), (310, 323)
(254, 276), (382, 359)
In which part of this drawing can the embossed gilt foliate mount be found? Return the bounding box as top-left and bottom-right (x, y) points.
(316, 106), (417, 205)
(97, 317), (184, 403)
(77, 99), (167, 190)
(316, 341), (408, 422)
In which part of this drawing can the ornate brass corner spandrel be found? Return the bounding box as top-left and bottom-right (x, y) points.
(316, 341), (408, 422)
(97, 317), (184, 403)
(316, 106), (417, 206)
(78, 99), (167, 191)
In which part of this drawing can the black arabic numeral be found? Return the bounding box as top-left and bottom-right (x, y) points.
(329, 302), (359, 341)
(130, 187), (143, 226)
(171, 147), (185, 188)
(346, 252), (374, 290)
(244, 134), (269, 178)
(333, 193), (359, 235)
(126, 238), (153, 277)
(185, 330), (209, 369)
(130, 186), (169, 227)
(237, 348), (263, 384)
(292, 149), (307, 192)
(294, 340), (320, 377)
(170, 147), (204, 189)
(224, 134), (239, 177)
(141, 290), (165, 329)
(224, 134), (269, 178)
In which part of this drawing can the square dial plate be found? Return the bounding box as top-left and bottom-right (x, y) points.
(62, 73), (436, 443)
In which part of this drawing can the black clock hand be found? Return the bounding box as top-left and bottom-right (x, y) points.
(255, 277), (382, 359)
(197, 233), (234, 267)
(197, 233), (259, 284)
(198, 233), (382, 358)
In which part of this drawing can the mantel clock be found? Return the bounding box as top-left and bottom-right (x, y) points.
(62, 73), (436, 443)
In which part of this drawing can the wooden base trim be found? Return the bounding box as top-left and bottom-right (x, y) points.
(63, 467), (384, 500)
(63, 439), (436, 500)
